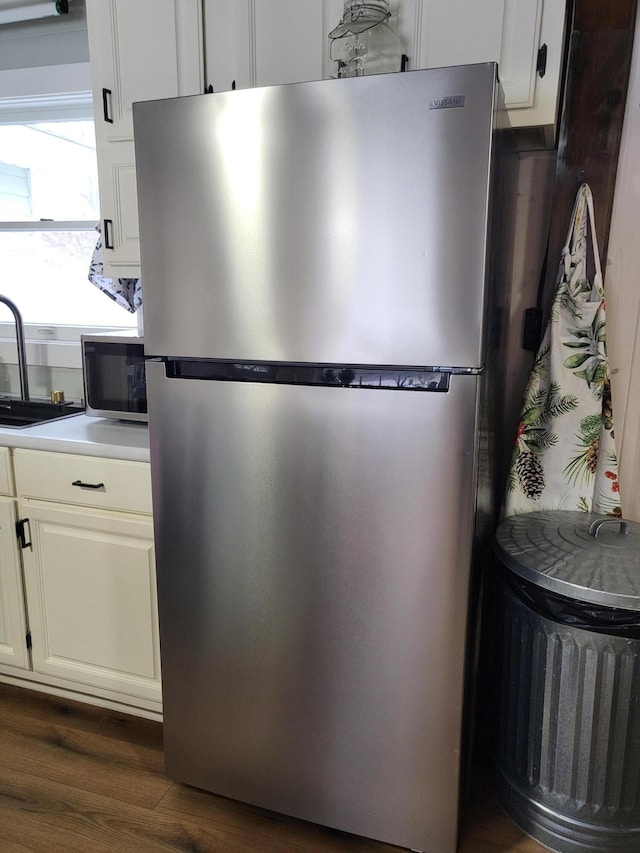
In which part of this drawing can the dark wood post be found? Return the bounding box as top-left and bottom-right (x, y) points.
(542, 0), (637, 313)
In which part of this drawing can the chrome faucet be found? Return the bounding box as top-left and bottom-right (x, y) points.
(0, 295), (29, 402)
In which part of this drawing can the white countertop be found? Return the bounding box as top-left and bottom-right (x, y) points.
(0, 414), (150, 462)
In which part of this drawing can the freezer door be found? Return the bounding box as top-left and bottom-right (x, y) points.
(134, 64), (497, 367)
(147, 360), (479, 853)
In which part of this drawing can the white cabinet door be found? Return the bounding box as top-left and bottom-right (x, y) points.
(86, 0), (204, 142)
(204, 0), (325, 91)
(203, 0), (565, 129)
(94, 142), (140, 278)
(0, 497), (29, 671)
(397, 0), (565, 129)
(414, 0), (566, 129)
(20, 501), (160, 704)
(403, 0), (505, 71)
(498, 0), (566, 128)
(86, 0), (204, 276)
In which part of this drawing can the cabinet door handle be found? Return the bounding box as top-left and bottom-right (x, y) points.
(16, 518), (32, 550)
(536, 44), (548, 78)
(103, 219), (114, 250)
(72, 480), (106, 491)
(102, 87), (113, 123)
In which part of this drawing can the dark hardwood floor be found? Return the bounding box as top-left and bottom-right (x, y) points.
(0, 683), (546, 852)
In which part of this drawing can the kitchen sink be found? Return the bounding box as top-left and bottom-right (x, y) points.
(0, 399), (85, 429)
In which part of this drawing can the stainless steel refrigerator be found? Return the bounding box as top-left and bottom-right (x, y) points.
(133, 63), (511, 853)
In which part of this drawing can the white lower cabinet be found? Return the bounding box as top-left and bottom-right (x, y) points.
(0, 448), (161, 718)
(0, 495), (29, 671)
(0, 446), (28, 670)
(19, 502), (159, 705)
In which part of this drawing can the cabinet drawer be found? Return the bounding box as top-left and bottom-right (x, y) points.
(13, 450), (152, 515)
(0, 448), (13, 496)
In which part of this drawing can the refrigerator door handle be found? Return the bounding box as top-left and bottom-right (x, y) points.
(159, 359), (454, 392)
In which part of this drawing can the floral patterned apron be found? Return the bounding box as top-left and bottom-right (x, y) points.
(504, 183), (621, 517)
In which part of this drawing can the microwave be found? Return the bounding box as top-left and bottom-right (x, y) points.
(81, 334), (147, 422)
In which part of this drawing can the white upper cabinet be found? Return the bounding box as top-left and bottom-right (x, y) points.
(408, 0), (504, 70)
(86, 0), (204, 277)
(203, 0), (566, 131)
(204, 0), (326, 90)
(497, 0), (567, 128)
(93, 143), (140, 274)
(86, 0), (564, 276)
(411, 0), (567, 129)
(86, 0), (204, 140)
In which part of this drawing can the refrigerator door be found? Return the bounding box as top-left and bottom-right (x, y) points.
(147, 360), (479, 853)
(134, 64), (497, 368)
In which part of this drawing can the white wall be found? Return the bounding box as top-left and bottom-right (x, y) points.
(0, 0), (90, 108)
(0, 0), (88, 71)
(604, 4), (640, 521)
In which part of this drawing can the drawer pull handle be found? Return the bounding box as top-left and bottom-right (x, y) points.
(72, 480), (106, 491)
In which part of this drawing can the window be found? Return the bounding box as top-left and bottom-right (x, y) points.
(0, 160), (31, 217)
(0, 116), (137, 330)
(0, 11), (136, 402)
(0, 82), (137, 402)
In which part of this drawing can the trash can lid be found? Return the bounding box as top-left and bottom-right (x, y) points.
(494, 510), (640, 611)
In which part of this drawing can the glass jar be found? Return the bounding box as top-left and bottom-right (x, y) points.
(328, 1), (403, 79)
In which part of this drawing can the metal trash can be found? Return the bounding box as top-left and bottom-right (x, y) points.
(493, 510), (640, 853)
